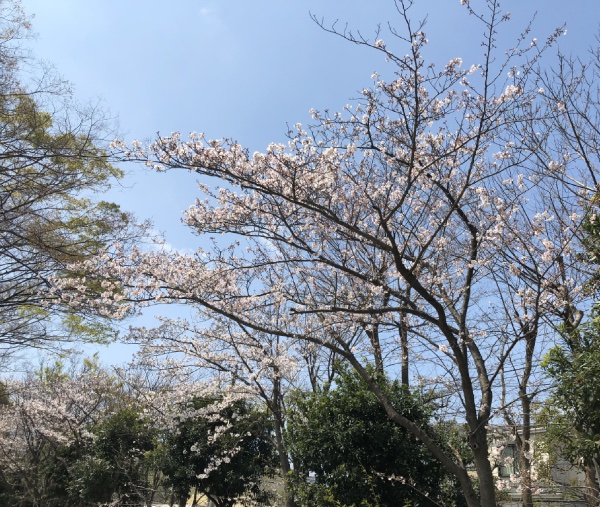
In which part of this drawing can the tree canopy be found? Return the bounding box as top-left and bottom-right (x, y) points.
(0, 0), (141, 361)
(286, 367), (462, 507)
(23, 1), (600, 507)
(161, 397), (276, 507)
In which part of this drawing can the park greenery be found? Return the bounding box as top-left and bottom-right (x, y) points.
(0, 0), (142, 364)
(2, 0), (600, 506)
(285, 366), (467, 507)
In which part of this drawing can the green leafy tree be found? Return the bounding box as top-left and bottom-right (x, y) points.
(540, 312), (600, 507)
(66, 454), (115, 506)
(286, 367), (464, 507)
(84, 407), (159, 507)
(161, 398), (276, 507)
(0, 0), (141, 360)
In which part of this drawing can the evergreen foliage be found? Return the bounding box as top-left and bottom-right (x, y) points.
(286, 367), (464, 507)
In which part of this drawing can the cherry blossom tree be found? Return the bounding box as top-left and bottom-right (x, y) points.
(127, 315), (319, 507)
(0, 360), (122, 506)
(533, 66), (600, 503)
(61, 1), (598, 506)
(159, 395), (276, 507)
(490, 27), (600, 507)
(0, 358), (178, 507)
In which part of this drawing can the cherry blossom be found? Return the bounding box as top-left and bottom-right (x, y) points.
(60, 2), (599, 506)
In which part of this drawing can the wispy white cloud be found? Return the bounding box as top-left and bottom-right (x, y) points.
(145, 227), (195, 256)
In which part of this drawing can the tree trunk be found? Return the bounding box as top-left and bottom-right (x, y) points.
(518, 328), (537, 507)
(399, 309), (409, 387)
(470, 430), (497, 507)
(519, 445), (533, 507)
(518, 395), (533, 507)
(272, 380), (297, 507)
(583, 463), (600, 507)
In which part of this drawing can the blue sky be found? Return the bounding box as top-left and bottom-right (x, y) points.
(20, 0), (600, 365)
